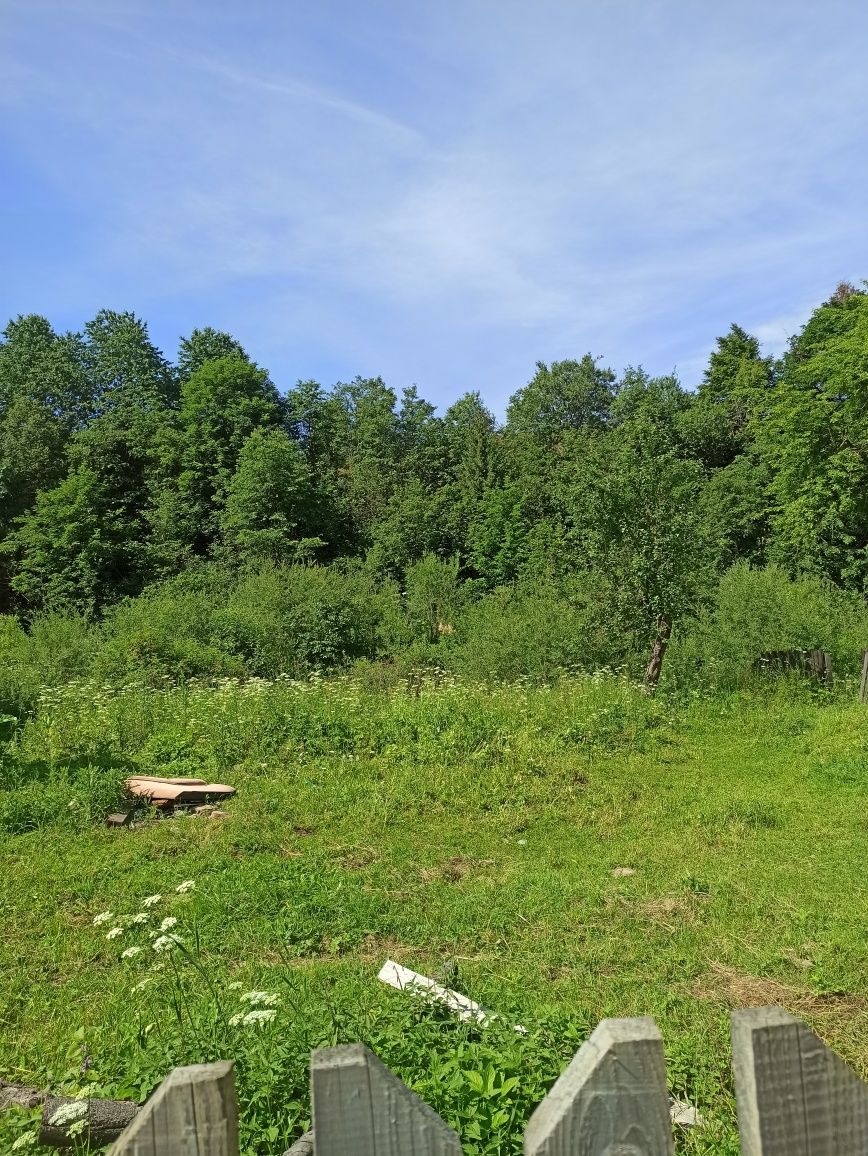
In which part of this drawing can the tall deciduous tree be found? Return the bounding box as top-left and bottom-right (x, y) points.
(177, 327), (249, 381)
(758, 284), (868, 588)
(5, 467), (137, 617)
(219, 428), (323, 564)
(506, 356), (616, 445)
(162, 355), (284, 557)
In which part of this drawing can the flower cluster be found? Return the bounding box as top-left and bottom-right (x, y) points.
(225, 988), (280, 1028)
(93, 882), (196, 963)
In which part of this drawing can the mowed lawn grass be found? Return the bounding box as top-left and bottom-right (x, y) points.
(2, 675), (868, 1153)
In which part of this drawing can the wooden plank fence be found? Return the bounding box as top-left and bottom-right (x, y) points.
(756, 649), (833, 688)
(104, 1005), (868, 1154)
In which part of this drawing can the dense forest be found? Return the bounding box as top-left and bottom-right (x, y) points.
(2, 281), (868, 691)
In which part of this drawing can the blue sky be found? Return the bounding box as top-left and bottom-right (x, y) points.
(2, 0), (867, 414)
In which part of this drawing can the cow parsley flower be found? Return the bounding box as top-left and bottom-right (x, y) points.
(130, 912), (150, 925)
(240, 990), (280, 1007)
(152, 934), (182, 953)
(106, 926), (124, 940)
(92, 912), (113, 926)
(226, 981), (243, 991)
(142, 894), (162, 908)
(241, 1009), (277, 1026)
(121, 946), (142, 959)
(48, 1101), (88, 1126)
(158, 916), (177, 932)
(228, 1012), (244, 1026)
(11, 1133), (37, 1150)
(175, 880), (196, 893)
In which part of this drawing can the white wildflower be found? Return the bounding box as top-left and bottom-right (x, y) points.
(158, 916), (177, 931)
(106, 926), (124, 940)
(228, 1012), (244, 1026)
(175, 880), (196, 893)
(130, 912), (150, 925)
(141, 894), (162, 908)
(131, 975), (155, 993)
(11, 1133), (37, 1150)
(67, 1119), (88, 1139)
(226, 981), (243, 991)
(241, 1009), (277, 1026)
(92, 911), (113, 926)
(121, 946), (142, 959)
(48, 1101), (88, 1126)
(152, 934), (182, 953)
(240, 990), (280, 1007)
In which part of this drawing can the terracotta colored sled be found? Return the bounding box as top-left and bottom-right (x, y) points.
(125, 775), (237, 808)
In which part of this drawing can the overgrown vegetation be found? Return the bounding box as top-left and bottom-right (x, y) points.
(3, 675), (868, 1154)
(4, 285), (868, 1152)
(2, 284), (868, 687)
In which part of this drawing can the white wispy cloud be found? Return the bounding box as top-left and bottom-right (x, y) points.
(2, 0), (867, 405)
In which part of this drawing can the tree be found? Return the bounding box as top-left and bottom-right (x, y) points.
(404, 553), (462, 643)
(437, 392), (498, 565)
(555, 372), (719, 678)
(83, 309), (176, 414)
(757, 285), (868, 588)
(0, 314), (89, 542)
(331, 376), (402, 543)
(0, 313), (91, 428)
(685, 324), (774, 470)
(4, 467), (141, 617)
(177, 327), (249, 381)
(219, 429), (323, 564)
(506, 356), (616, 445)
(170, 355), (285, 554)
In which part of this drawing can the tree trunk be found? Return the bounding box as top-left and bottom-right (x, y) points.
(284, 1130), (315, 1156)
(38, 1094), (139, 1148)
(643, 615), (672, 692)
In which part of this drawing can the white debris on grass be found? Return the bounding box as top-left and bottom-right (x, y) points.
(378, 959), (527, 1034)
(669, 1095), (703, 1127)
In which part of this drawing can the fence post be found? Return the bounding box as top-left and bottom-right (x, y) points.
(731, 1005), (868, 1154)
(111, 1062), (239, 1156)
(860, 649), (868, 703)
(311, 1043), (462, 1156)
(524, 1017), (673, 1155)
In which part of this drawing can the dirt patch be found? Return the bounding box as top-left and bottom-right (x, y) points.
(693, 961), (868, 1066)
(357, 934), (425, 964)
(335, 846), (380, 871)
(694, 961), (810, 1009)
(420, 856), (495, 884)
(638, 895), (694, 920)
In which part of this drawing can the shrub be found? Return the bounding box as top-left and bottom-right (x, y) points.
(94, 567), (243, 683)
(215, 564), (388, 677)
(438, 577), (637, 683)
(666, 562), (868, 690)
(0, 612), (96, 716)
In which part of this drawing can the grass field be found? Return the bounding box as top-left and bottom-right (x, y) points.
(2, 673), (868, 1153)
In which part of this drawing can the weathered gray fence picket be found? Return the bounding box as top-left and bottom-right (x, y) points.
(108, 1006), (868, 1154)
(756, 649), (833, 688)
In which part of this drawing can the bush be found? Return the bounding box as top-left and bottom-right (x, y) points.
(666, 563), (868, 690)
(0, 612), (96, 716)
(216, 564), (389, 677)
(437, 577), (638, 683)
(94, 564), (394, 682)
(94, 567), (243, 684)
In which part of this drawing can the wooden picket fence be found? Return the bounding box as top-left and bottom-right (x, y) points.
(105, 1004), (868, 1155)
